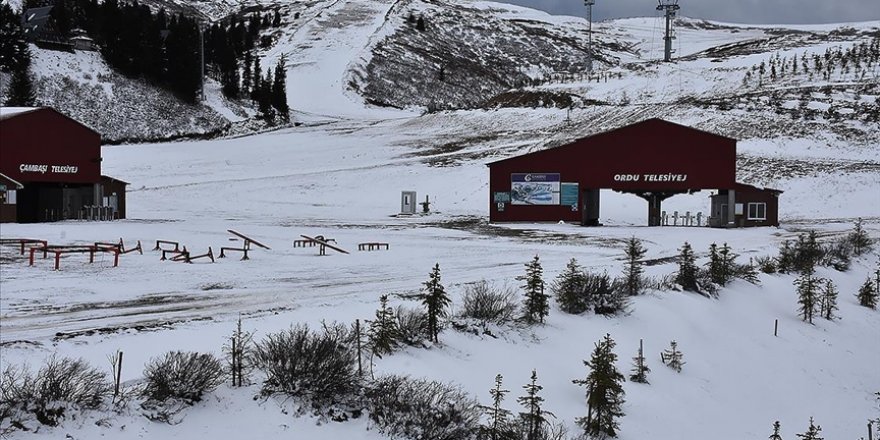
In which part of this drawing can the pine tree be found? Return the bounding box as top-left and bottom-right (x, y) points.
(416, 15), (426, 31)
(675, 242), (699, 292)
(420, 263), (451, 343)
(769, 420), (783, 440)
(4, 52), (36, 107)
(623, 237), (646, 296)
(250, 58), (261, 101)
(629, 339), (650, 384)
(518, 255), (548, 324)
(272, 9), (281, 27)
(795, 268), (820, 323)
(849, 217), (873, 256)
(517, 370), (553, 440)
(718, 243), (738, 285)
(367, 294), (399, 358)
(242, 50), (252, 96)
(552, 258), (589, 314)
(271, 54), (289, 121)
(481, 374), (512, 440)
(0, 3), (29, 73)
(795, 417), (823, 440)
(574, 333), (626, 439)
(661, 340), (685, 373)
(857, 276), (878, 309)
(819, 279), (838, 320)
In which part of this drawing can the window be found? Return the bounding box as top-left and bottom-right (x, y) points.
(747, 202), (766, 220)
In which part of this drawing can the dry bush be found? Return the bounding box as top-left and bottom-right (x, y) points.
(141, 351), (224, 403)
(365, 375), (480, 440)
(395, 306), (430, 347)
(460, 280), (518, 325)
(253, 323), (358, 403)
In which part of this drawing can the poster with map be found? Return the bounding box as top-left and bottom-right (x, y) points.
(510, 173), (560, 205)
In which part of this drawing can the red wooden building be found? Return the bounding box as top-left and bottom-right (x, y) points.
(0, 107), (127, 223)
(487, 119), (780, 227)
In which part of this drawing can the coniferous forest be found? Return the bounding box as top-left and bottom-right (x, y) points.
(3, 0), (288, 119)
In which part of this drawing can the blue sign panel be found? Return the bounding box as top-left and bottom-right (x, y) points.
(560, 183), (579, 207)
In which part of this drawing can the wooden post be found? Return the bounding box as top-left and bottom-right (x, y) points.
(774, 319), (778, 337)
(232, 337), (237, 387)
(29, 247), (36, 266)
(114, 351), (123, 397)
(54, 251), (61, 270)
(355, 319), (363, 377)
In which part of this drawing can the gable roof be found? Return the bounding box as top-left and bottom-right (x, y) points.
(0, 107), (41, 121)
(0, 172), (24, 189)
(0, 107), (100, 138)
(487, 118), (736, 167)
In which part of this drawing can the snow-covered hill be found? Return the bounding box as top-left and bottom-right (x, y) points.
(1, 1), (879, 440)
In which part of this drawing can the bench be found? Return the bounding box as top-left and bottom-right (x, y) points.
(358, 242), (389, 251)
(29, 244), (119, 270)
(0, 238), (49, 256)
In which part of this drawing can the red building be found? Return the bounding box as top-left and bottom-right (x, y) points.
(487, 119), (780, 227)
(0, 107), (127, 223)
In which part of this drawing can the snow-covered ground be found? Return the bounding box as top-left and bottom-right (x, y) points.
(2, 1), (880, 439)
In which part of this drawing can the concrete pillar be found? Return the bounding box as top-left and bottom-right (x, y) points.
(648, 193), (662, 226)
(727, 189), (736, 227)
(582, 189), (600, 226)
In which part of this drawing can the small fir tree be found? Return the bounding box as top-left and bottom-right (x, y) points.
(574, 333), (626, 438)
(857, 276), (878, 309)
(223, 315), (254, 387)
(271, 54), (289, 121)
(707, 243), (723, 285)
(623, 237), (647, 296)
(675, 242), (699, 292)
(416, 15), (426, 31)
(592, 273), (627, 316)
(518, 255), (549, 324)
(819, 279), (838, 320)
(629, 339), (650, 384)
(420, 263), (451, 343)
(769, 420), (783, 440)
(795, 417), (823, 440)
(795, 268), (821, 323)
(849, 217), (873, 256)
(517, 370), (554, 440)
(367, 294), (400, 358)
(480, 374), (512, 440)
(661, 340), (685, 373)
(552, 258), (589, 314)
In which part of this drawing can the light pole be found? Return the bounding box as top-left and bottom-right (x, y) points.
(585, 0), (595, 73)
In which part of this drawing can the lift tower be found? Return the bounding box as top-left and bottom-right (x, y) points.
(656, 0), (680, 62)
(584, 0), (595, 72)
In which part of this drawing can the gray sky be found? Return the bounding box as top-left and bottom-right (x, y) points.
(499, 0), (880, 24)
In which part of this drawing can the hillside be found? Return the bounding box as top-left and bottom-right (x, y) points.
(1, 1), (880, 440)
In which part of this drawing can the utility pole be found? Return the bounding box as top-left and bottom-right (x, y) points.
(585, 0), (595, 72)
(656, 0), (680, 62)
(199, 23), (205, 102)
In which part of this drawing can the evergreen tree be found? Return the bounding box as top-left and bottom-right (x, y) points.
(675, 242), (699, 292)
(819, 279), (838, 320)
(420, 263), (451, 343)
(49, 0), (73, 38)
(480, 374), (513, 440)
(251, 58), (262, 101)
(0, 3), (29, 73)
(552, 258), (589, 314)
(849, 217), (873, 256)
(857, 276), (878, 309)
(517, 370), (553, 440)
(272, 9), (281, 27)
(795, 268), (820, 323)
(769, 420), (783, 440)
(271, 54), (289, 121)
(518, 255), (549, 324)
(258, 69), (273, 121)
(629, 339), (650, 384)
(592, 273), (627, 316)
(661, 340), (685, 373)
(242, 50), (252, 96)
(416, 15), (426, 31)
(4, 51), (36, 107)
(367, 294), (399, 358)
(574, 333), (626, 439)
(623, 237), (646, 296)
(795, 417), (823, 440)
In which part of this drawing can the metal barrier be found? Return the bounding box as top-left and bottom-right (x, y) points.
(661, 211), (705, 227)
(79, 206), (116, 221)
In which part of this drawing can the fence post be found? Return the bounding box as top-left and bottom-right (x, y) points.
(774, 319), (778, 337)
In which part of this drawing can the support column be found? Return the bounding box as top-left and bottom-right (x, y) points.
(582, 189), (600, 226)
(727, 189), (736, 228)
(648, 193), (663, 226)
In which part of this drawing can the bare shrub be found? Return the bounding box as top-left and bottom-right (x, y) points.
(0, 356), (111, 427)
(460, 281), (518, 325)
(395, 306), (429, 347)
(754, 255), (777, 274)
(365, 375), (480, 440)
(141, 351), (224, 403)
(253, 323), (358, 403)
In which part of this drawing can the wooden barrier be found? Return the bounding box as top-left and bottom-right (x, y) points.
(161, 246), (188, 261)
(358, 242), (390, 251)
(293, 235), (336, 247)
(29, 244), (119, 270)
(167, 247), (213, 264)
(153, 240), (180, 252)
(299, 235), (349, 256)
(0, 238), (48, 256)
(220, 230), (270, 260)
